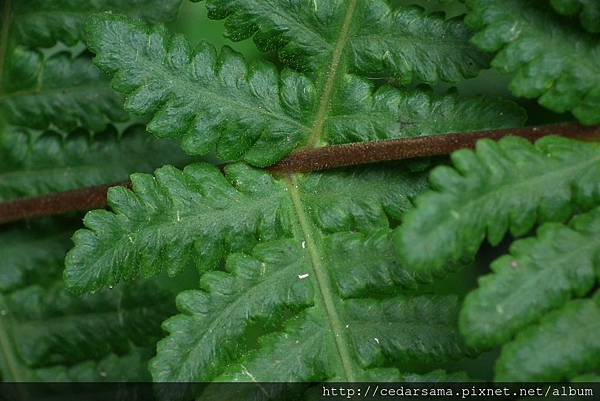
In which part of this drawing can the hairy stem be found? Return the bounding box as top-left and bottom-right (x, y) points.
(0, 123), (598, 225)
(270, 123), (600, 173)
(0, 183), (129, 225)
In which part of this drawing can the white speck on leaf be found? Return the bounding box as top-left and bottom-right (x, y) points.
(374, 338), (380, 344)
(301, 241), (306, 249)
(298, 273), (309, 280)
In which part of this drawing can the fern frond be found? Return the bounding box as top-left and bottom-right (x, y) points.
(495, 292), (600, 381)
(6, 280), (170, 368)
(459, 207), (600, 349)
(0, 49), (127, 132)
(465, 0), (600, 124)
(0, 221), (176, 381)
(194, 0), (486, 83)
(85, 14), (524, 166)
(550, 0), (600, 33)
(394, 136), (600, 278)
(0, 125), (192, 201)
(64, 163), (427, 294)
(0, 0), (183, 133)
(151, 233), (468, 383)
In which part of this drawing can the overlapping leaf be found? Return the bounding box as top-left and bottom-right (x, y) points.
(64, 163), (427, 294)
(0, 220), (176, 381)
(85, 14), (523, 166)
(466, 0), (600, 124)
(195, 0), (487, 83)
(395, 136), (600, 278)
(151, 230), (469, 385)
(0, 125), (192, 201)
(550, 0), (600, 33)
(460, 207), (600, 350)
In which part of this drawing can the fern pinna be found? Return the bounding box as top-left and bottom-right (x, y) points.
(0, 0), (599, 391)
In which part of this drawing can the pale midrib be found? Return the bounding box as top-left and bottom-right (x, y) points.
(0, 0), (13, 94)
(306, 0), (359, 148)
(286, 176), (356, 381)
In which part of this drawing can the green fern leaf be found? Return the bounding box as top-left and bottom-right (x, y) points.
(495, 292), (600, 381)
(0, 49), (128, 133)
(0, 221), (176, 382)
(6, 0), (182, 48)
(84, 14), (523, 166)
(5, 281), (170, 369)
(394, 136), (600, 278)
(64, 163), (427, 294)
(31, 350), (154, 381)
(459, 207), (600, 349)
(151, 233), (468, 382)
(0, 125), (193, 201)
(0, 0), (183, 133)
(194, 0), (487, 83)
(550, 0), (600, 33)
(465, 0), (600, 124)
